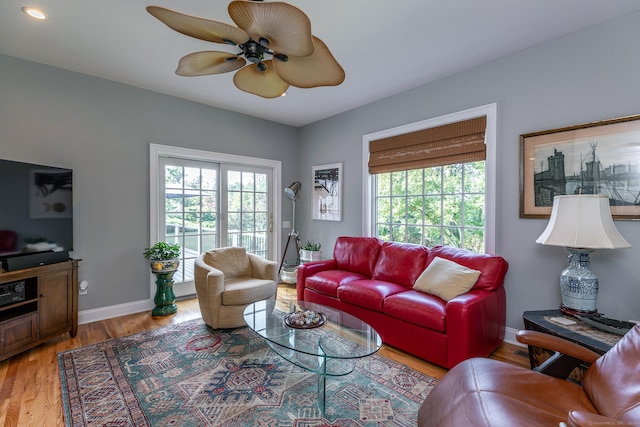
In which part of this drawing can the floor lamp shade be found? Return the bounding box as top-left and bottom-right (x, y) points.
(536, 194), (630, 314)
(285, 181), (301, 201)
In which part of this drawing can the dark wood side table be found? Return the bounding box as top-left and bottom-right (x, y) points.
(522, 309), (623, 381)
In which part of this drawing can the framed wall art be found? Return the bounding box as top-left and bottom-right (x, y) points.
(312, 162), (342, 221)
(520, 114), (640, 219)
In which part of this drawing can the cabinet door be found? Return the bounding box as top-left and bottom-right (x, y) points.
(0, 313), (38, 356)
(39, 270), (72, 338)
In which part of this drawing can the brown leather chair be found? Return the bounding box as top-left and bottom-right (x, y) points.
(418, 324), (640, 427)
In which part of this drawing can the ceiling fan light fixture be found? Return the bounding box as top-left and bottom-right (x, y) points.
(147, 1), (344, 98)
(243, 40), (264, 63)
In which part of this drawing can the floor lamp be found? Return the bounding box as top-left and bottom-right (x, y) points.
(279, 181), (302, 276)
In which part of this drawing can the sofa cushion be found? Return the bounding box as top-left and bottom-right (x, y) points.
(427, 246), (509, 292)
(384, 290), (446, 332)
(203, 247), (252, 280)
(222, 278), (276, 305)
(372, 241), (429, 287)
(333, 236), (382, 277)
(338, 279), (406, 312)
(414, 256), (481, 301)
(305, 270), (367, 298)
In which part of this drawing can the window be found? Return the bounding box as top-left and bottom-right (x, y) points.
(374, 162), (485, 251)
(150, 144), (281, 298)
(363, 104), (497, 254)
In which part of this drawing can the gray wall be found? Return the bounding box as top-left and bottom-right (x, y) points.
(2, 10), (639, 330)
(297, 11), (640, 330)
(0, 54), (299, 311)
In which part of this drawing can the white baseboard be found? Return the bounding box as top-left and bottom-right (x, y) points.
(504, 326), (526, 347)
(78, 299), (152, 325)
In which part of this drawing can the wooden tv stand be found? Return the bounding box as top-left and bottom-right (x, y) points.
(0, 259), (79, 361)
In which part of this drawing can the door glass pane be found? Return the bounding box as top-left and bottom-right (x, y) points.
(225, 168), (270, 258)
(161, 160), (218, 285)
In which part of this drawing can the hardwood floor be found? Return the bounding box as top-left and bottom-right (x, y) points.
(0, 284), (529, 426)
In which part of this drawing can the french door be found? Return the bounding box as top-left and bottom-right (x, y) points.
(157, 157), (273, 297)
(220, 165), (272, 259)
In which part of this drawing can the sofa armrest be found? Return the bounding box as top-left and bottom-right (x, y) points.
(247, 253), (278, 282)
(567, 410), (621, 427)
(445, 287), (506, 368)
(194, 256), (225, 295)
(296, 259), (338, 300)
(194, 256), (225, 327)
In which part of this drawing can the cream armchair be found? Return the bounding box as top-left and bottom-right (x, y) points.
(194, 247), (278, 329)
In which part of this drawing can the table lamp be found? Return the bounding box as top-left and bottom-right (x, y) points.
(536, 194), (630, 315)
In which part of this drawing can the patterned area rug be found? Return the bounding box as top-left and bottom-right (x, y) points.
(58, 319), (437, 426)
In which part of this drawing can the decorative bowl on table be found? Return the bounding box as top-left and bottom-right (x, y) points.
(284, 309), (326, 329)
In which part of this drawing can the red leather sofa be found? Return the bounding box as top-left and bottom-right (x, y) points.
(296, 236), (509, 368)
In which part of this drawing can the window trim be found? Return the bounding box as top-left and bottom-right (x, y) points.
(362, 103), (497, 253)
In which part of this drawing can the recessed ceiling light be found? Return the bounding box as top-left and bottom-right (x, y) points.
(22, 7), (48, 20)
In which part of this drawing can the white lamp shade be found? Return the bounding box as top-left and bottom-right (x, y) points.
(536, 194), (631, 249)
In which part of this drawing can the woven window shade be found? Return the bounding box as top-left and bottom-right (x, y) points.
(368, 116), (487, 174)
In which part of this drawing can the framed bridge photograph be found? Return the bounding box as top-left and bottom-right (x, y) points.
(520, 114), (640, 219)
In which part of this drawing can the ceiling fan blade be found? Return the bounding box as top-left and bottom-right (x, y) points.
(273, 37), (345, 88)
(228, 1), (314, 57)
(147, 6), (249, 45)
(176, 51), (246, 76)
(233, 60), (289, 98)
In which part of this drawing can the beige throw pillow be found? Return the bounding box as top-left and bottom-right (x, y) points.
(413, 256), (481, 301)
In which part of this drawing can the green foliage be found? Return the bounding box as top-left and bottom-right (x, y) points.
(374, 162), (486, 253)
(143, 242), (181, 260)
(302, 241), (321, 251)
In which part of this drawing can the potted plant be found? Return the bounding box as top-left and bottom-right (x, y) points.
(143, 242), (181, 273)
(144, 242), (181, 316)
(300, 241), (322, 262)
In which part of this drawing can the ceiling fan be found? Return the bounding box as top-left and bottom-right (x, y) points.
(147, 0), (345, 98)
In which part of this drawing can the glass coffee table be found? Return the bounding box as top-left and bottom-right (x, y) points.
(243, 299), (382, 414)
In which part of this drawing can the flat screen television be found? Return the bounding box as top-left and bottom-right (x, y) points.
(0, 158), (73, 262)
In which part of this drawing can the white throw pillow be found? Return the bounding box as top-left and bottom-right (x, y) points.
(413, 256), (481, 301)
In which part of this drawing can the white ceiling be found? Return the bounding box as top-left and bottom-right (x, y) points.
(2, 1), (640, 127)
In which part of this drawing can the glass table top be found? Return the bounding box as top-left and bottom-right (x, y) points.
(243, 299), (382, 374)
